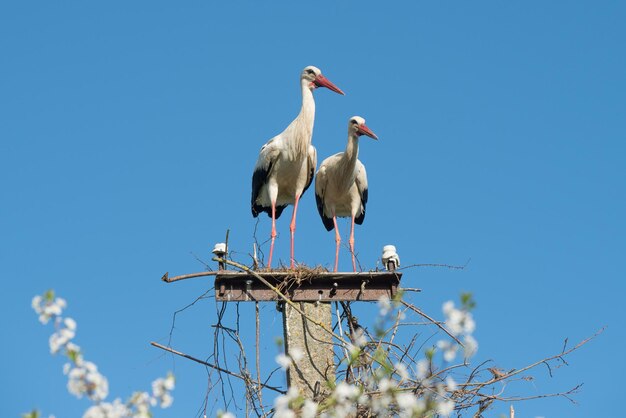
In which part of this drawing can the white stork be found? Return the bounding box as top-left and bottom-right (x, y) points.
(315, 116), (378, 272)
(251, 66), (344, 269)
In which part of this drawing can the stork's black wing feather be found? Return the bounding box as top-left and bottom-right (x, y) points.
(315, 192), (335, 231)
(251, 159), (287, 219)
(302, 144), (317, 197)
(302, 165), (315, 197)
(354, 162), (368, 225)
(251, 163), (270, 218)
(355, 187), (367, 225)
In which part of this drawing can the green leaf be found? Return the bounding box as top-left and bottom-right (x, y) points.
(348, 348), (361, 366)
(460, 292), (476, 310)
(373, 347), (393, 373)
(392, 288), (405, 303)
(44, 290), (55, 302)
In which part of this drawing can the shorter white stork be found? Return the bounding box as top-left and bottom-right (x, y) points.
(315, 116), (378, 272)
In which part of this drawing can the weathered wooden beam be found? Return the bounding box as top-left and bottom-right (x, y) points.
(214, 271), (402, 302)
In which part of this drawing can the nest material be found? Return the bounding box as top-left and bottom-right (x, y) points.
(255, 264), (330, 293)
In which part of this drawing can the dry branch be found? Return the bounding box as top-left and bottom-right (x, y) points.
(161, 271), (219, 283)
(150, 342), (285, 394)
(400, 300), (463, 345)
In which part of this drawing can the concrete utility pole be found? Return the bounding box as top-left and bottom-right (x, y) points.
(283, 302), (334, 399)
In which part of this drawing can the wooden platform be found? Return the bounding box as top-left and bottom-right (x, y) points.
(214, 271), (402, 302)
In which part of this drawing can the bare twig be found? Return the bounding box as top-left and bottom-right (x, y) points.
(150, 342), (286, 394)
(256, 302), (263, 406)
(461, 328), (605, 389)
(161, 271), (219, 283)
(400, 300), (463, 345)
(398, 259), (471, 271)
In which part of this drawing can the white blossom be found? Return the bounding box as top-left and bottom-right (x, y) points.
(351, 327), (367, 348)
(463, 312), (476, 334)
(32, 293), (67, 324)
(160, 393), (173, 408)
(274, 387), (300, 418)
(446, 308), (465, 336)
(394, 362), (410, 381)
(437, 399), (455, 416)
(333, 381), (360, 402)
(416, 359), (429, 380)
(151, 373), (175, 408)
(83, 399), (129, 418)
(463, 334), (478, 359)
(289, 347), (303, 362)
(67, 361), (109, 401)
(446, 376), (458, 392)
(443, 300), (476, 336)
(301, 400), (318, 418)
(370, 392), (393, 415)
(378, 296), (392, 316)
(129, 391), (152, 418)
(49, 334), (63, 354)
(378, 377), (397, 393)
(64, 317), (77, 331)
(275, 353), (292, 370)
(66, 342), (81, 353)
(320, 382), (361, 418)
(437, 340), (458, 362)
(275, 409), (295, 418)
(396, 391), (419, 415)
(32, 295), (42, 311)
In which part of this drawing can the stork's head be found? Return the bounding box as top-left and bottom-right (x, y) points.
(302, 66), (345, 95)
(349, 116), (378, 140)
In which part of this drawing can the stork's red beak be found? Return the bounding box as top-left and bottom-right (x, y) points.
(358, 124), (378, 140)
(314, 74), (345, 95)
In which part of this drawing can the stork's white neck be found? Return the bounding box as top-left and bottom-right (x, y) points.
(342, 133), (360, 173)
(330, 133), (359, 190)
(281, 81), (316, 160)
(297, 80), (316, 134)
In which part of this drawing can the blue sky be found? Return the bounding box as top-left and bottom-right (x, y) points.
(1, 1), (624, 417)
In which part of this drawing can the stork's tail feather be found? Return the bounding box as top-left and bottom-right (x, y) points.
(355, 210), (366, 225)
(321, 215), (334, 231)
(252, 204), (287, 219)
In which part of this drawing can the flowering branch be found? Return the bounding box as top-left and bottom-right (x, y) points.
(29, 290), (175, 418)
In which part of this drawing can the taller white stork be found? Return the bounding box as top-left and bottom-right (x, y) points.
(315, 116), (378, 272)
(251, 66), (344, 269)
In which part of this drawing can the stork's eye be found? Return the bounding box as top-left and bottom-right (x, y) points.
(351, 120), (359, 125)
(306, 69), (315, 75)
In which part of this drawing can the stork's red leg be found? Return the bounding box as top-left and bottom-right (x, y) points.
(333, 216), (341, 272)
(349, 216), (357, 272)
(289, 194), (301, 269)
(268, 201), (277, 269)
